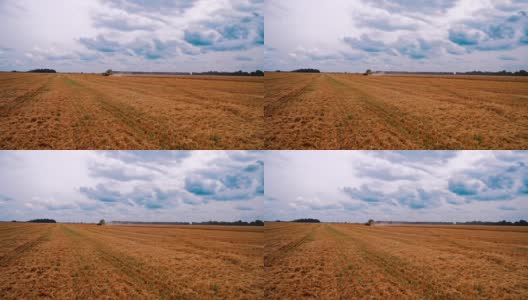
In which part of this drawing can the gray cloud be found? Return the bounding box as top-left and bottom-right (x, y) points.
(181, 5), (263, 53)
(79, 35), (123, 53)
(448, 177), (481, 196)
(364, 0), (458, 14)
(344, 185), (386, 203)
(185, 176), (217, 196)
(344, 35), (388, 53)
(80, 184), (124, 203)
(93, 14), (161, 32)
(103, 0), (198, 14)
(101, 150), (191, 165)
(88, 163), (155, 182)
(183, 158), (264, 202)
(356, 16), (419, 32)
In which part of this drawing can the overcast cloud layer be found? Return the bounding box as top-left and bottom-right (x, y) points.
(0, 0), (263, 72)
(265, 151), (528, 222)
(0, 151), (263, 222)
(265, 0), (528, 72)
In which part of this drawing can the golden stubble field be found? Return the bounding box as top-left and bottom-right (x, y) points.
(0, 73), (264, 149)
(264, 72), (528, 149)
(0, 223), (263, 299)
(265, 222), (528, 299)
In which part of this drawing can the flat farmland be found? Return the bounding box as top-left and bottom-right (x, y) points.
(264, 72), (528, 149)
(0, 73), (263, 149)
(0, 223), (263, 299)
(265, 222), (528, 299)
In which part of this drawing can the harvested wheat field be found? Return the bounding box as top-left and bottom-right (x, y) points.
(264, 72), (528, 149)
(265, 222), (528, 299)
(0, 73), (263, 149)
(0, 222), (263, 299)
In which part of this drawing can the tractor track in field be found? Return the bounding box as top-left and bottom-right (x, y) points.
(0, 76), (54, 117)
(0, 223), (263, 299)
(326, 74), (450, 148)
(61, 225), (190, 299)
(62, 75), (169, 149)
(264, 75), (319, 117)
(264, 72), (528, 149)
(265, 222), (528, 299)
(264, 225), (319, 266)
(0, 227), (52, 267)
(324, 225), (447, 299)
(0, 73), (263, 149)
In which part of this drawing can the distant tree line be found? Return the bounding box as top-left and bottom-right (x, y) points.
(459, 220), (527, 226)
(28, 218), (56, 223)
(460, 70), (528, 76)
(383, 71), (454, 75)
(112, 221), (192, 225)
(372, 220), (528, 226)
(376, 221), (457, 225)
(100, 70), (264, 77)
(193, 220), (264, 226)
(113, 71), (191, 76)
(291, 218), (320, 223)
(291, 69), (320, 73)
(193, 70), (264, 76)
(28, 69), (57, 73)
(373, 70), (528, 76)
(110, 220), (264, 226)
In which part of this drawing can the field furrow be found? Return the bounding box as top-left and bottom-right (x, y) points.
(0, 73), (263, 149)
(264, 72), (528, 149)
(0, 223), (263, 299)
(265, 222), (528, 299)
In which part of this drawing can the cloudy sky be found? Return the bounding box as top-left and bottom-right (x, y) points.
(0, 0), (263, 72)
(0, 151), (263, 223)
(265, 0), (528, 72)
(265, 151), (528, 222)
